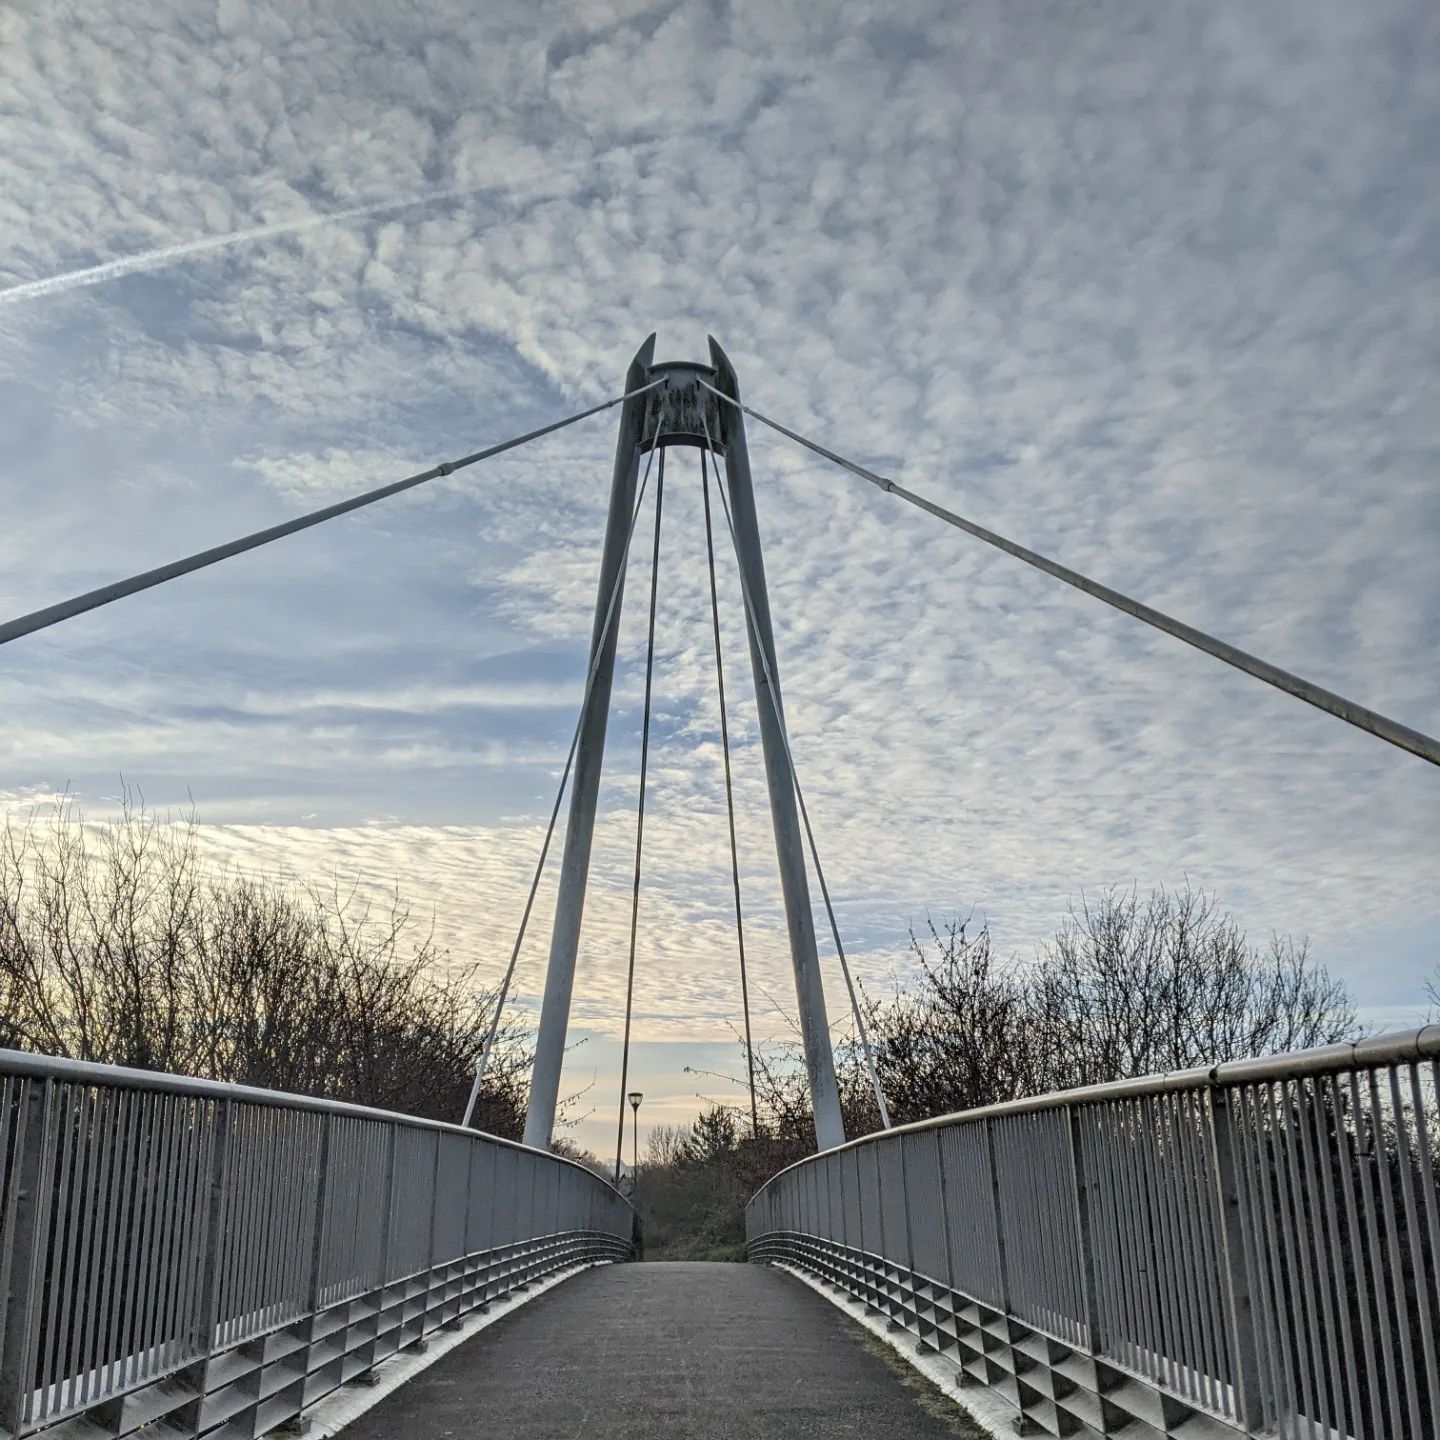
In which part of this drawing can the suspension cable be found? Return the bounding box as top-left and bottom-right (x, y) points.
(613, 449), (665, 1183)
(462, 428), (663, 1128)
(701, 417), (892, 1131)
(0, 379), (662, 651)
(699, 448), (761, 1139)
(697, 379), (1439, 770)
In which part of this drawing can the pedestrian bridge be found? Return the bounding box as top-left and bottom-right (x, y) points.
(1, 1028), (1437, 1440)
(3, 339), (1440, 1438)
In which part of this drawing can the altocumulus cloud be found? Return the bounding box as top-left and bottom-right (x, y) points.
(1, 0), (1437, 1135)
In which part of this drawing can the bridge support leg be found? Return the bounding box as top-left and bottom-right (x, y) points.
(708, 337), (846, 1152)
(523, 335), (656, 1149)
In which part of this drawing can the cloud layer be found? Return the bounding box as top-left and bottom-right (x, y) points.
(2, 1), (1437, 1152)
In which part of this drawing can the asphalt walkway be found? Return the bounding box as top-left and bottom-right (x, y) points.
(337, 1261), (980, 1439)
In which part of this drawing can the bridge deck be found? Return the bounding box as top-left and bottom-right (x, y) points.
(337, 1261), (982, 1438)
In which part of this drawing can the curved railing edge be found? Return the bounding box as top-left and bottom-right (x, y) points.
(746, 1022), (1440, 1208)
(0, 1047), (635, 1439)
(0, 1045), (633, 1207)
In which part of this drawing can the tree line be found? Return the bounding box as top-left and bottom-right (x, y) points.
(632, 883), (1360, 1258)
(0, 799), (1375, 1260)
(0, 797), (530, 1136)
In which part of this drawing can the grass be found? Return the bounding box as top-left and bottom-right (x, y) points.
(857, 1328), (993, 1438)
(642, 1242), (748, 1263)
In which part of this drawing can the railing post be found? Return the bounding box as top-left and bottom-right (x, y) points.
(176, 1098), (232, 1439)
(897, 1136), (917, 1275)
(463, 1141), (478, 1258)
(380, 1117), (397, 1290)
(1066, 1106), (1103, 1356)
(189, 1098), (232, 1361)
(982, 1117), (1013, 1315)
(1208, 1087), (1264, 1432)
(427, 1130), (442, 1272)
(0, 1078), (55, 1437)
(932, 1128), (959, 1296)
(305, 1113), (334, 1315)
(479, 1142), (496, 1308)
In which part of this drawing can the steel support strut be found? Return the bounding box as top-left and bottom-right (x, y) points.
(708, 337), (847, 1151)
(523, 335), (656, 1149)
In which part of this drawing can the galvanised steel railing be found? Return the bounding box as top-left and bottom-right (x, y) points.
(747, 1027), (1440, 1440)
(0, 1051), (634, 1440)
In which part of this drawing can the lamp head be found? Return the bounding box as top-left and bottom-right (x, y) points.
(628, 1091), (643, 1110)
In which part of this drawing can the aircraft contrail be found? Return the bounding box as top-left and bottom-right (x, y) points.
(0, 185), (471, 306)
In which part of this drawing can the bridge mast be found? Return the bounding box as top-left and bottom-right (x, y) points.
(522, 338), (847, 1153)
(706, 338), (846, 1152)
(523, 335), (655, 1149)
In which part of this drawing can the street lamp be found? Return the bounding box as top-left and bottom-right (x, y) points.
(627, 1092), (643, 1187)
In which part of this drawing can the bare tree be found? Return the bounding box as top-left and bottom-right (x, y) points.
(644, 1124), (689, 1168)
(1028, 885), (1357, 1091)
(0, 795), (532, 1135)
(631, 1105), (771, 1260)
(747, 883), (1359, 1146)
(549, 1137), (609, 1179)
(869, 917), (1038, 1123)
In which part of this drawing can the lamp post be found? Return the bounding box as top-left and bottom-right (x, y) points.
(627, 1091), (643, 1189)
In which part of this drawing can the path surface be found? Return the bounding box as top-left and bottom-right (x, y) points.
(338, 1261), (979, 1439)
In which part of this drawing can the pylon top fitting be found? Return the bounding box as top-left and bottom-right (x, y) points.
(638, 361), (726, 454)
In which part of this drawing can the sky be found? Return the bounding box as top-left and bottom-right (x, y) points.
(1, 0), (1436, 1162)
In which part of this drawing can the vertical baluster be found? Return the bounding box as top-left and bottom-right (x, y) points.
(1302, 1074), (1362, 1436)
(100, 1088), (143, 1393)
(1264, 1079), (1327, 1439)
(1083, 1106), (1124, 1370)
(1326, 1073), (1379, 1439)
(1066, 1105), (1103, 1359)
(1407, 1062), (1440, 1432)
(1368, 1069), (1423, 1439)
(40, 1085), (81, 1420)
(68, 1086), (107, 1407)
(0, 1078), (56, 1435)
(982, 1117), (1012, 1318)
(1209, 1087), (1264, 1432)
(1387, 1064), (1437, 1436)
(303, 1109), (334, 1393)
(1290, 1077), (1346, 1435)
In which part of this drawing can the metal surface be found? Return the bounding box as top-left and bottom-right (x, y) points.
(747, 1026), (1440, 1439)
(699, 420), (888, 1135)
(638, 362), (725, 452)
(0, 381), (661, 653)
(697, 379), (1440, 770)
(0, 1049), (633, 1440)
(461, 426), (663, 1129)
(524, 337), (657, 1148)
(700, 457), (761, 1138)
(612, 458), (665, 1185)
(706, 337), (846, 1152)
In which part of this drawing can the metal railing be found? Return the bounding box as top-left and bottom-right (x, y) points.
(0, 1051), (633, 1440)
(747, 1027), (1440, 1440)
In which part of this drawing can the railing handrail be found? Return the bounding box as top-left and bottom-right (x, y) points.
(748, 1023), (1440, 1205)
(0, 1045), (632, 1203)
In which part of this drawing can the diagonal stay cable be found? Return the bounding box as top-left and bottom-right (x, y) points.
(698, 378), (1439, 770)
(701, 416), (892, 1131)
(700, 447), (761, 1140)
(462, 426), (663, 1128)
(613, 447), (665, 1184)
(0, 379), (663, 650)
